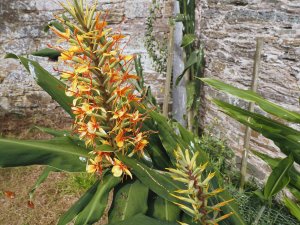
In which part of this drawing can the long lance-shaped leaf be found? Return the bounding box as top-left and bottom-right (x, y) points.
(202, 78), (300, 123)
(74, 174), (121, 225)
(288, 185), (300, 201)
(34, 126), (71, 137)
(212, 99), (300, 164)
(118, 155), (183, 203)
(107, 214), (179, 225)
(58, 180), (100, 225)
(284, 197), (300, 221)
(5, 54), (74, 117)
(0, 137), (88, 172)
(109, 179), (149, 223)
(29, 166), (59, 200)
(263, 154), (294, 200)
(149, 111), (186, 165)
(31, 48), (61, 60)
(147, 195), (181, 222)
(253, 150), (300, 191)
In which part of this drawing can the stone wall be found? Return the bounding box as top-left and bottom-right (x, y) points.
(197, 0), (300, 180)
(0, 0), (171, 137)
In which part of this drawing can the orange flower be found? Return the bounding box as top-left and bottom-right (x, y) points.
(50, 27), (70, 41)
(115, 86), (131, 98)
(129, 111), (143, 124)
(133, 132), (149, 154)
(134, 139), (149, 153)
(115, 129), (126, 148)
(112, 106), (128, 120)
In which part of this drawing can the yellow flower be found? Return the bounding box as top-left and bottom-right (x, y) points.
(86, 156), (102, 173)
(111, 158), (132, 179)
(60, 51), (74, 61)
(69, 45), (82, 53)
(81, 103), (94, 115)
(75, 65), (89, 74)
(115, 130), (126, 148)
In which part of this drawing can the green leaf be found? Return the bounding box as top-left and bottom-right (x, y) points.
(175, 51), (198, 85)
(44, 21), (66, 32)
(34, 126), (70, 137)
(5, 54), (74, 117)
(212, 99), (300, 165)
(0, 137), (88, 172)
(58, 180), (100, 225)
(253, 150), (300, 191)
(29, 166), (59, 199)
(146, 134), (170, 169)
(181, 34), (196, 48)
(108, 214), (178, 225)
(202, 78), (300, 123)
(264, 154), (294, 200)
(149, 111), (185, 165)
(74, 174), (121, 225)
(118, 156), (183, 204)
(147, 195), (181, 222)
(109, 179), (149, 223)
(284, 197), (300, 221)
(31, 48), (61, 60)
(288, 185), (300, 201)
(186, 81), (196, 110)
(254, 190), (265, 203)
(174, 14), (185, 22)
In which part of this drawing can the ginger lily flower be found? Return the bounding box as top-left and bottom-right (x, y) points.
(51, 0), (150, 180)
(86, 156), (102, 174)
(111, 158), (132, 179)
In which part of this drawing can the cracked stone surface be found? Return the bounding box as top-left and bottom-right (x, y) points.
(197, 0), (300, 181)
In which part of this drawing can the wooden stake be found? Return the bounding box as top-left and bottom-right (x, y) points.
(163, 21), (175, 117)
(239, 37), (264, 191)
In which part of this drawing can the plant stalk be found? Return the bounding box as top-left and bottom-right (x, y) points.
(239, 37), (264, 191)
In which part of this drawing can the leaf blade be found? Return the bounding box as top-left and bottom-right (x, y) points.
(202, 78), (300, 123)
(264, 154), (294, 200)
(0, 137), (88, 172)
(109, 179), (149, 223)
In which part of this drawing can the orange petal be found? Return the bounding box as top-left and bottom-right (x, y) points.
(4, 191), (15, 199)
(27, 200), (35, 209)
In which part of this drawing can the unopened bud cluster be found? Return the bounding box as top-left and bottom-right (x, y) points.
(167, 147), (233, 225)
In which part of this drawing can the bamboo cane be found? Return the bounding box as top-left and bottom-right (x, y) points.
(239, 37), (264, 191)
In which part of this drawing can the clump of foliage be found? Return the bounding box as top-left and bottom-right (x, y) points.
(203, 78), (300, 222)
(145, 1), (168, 75)
(197, 125), (235, 179)
(228, 186), (299, 225)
